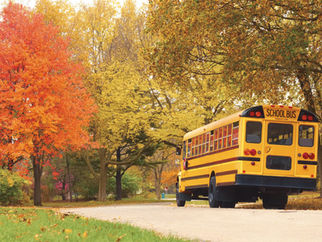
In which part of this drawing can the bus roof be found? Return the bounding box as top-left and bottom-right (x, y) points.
(183, 111), (242, 141)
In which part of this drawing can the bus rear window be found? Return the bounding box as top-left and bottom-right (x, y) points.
(299, 125), (314, 147)
(268, 123), (293, 145)
(246, 121), (262, 143)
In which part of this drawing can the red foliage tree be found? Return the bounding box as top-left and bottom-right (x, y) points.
(0, 3), (96, 206)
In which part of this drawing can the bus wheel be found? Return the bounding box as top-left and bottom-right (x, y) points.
(176, 183), (186, 207)
(221, 201), (236, 208)
(262, 193), (288, 209)
(208, 176), (220, 208)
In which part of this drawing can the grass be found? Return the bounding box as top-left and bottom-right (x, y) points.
(0, 207), (189, 242)
(42, 197), (173, 208)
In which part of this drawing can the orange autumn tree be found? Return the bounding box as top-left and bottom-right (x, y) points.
(0, 3), (96, 206)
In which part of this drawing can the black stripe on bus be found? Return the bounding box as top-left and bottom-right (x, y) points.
(237, 157), (260, 161)
(216, 170), (238, 177)
(186, 156), (259, 170)
(181, 174), (209, 181)
(298, 160), (317, 165)
(186, 145), (239, 161)
(185, 184), (208, 190)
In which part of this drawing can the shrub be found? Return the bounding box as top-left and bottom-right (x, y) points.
(0, 169), (27, 205)
(106, 173), (142, 198)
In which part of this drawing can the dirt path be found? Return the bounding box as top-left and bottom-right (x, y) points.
(62, 203), (322, 242)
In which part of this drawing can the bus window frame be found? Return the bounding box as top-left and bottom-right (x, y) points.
(299, 125), (314, 147)
(246, 121), (262, 144)
(267, 123), (293, 146)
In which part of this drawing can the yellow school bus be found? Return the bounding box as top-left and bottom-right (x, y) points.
(176, 105), (319, 209)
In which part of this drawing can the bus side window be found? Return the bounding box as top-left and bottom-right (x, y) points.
(214, 129), (218, 150)
(182, 141), (186, 159)
(299, 125), (314, 147)
(206, 132), (209, 152)
(223, 126), (227, 148)
(227, 124), (232, 147)
(196, 136), (199, 155)
(232, 121), (239, 145)
(187, 139), (192, 157)
(218, 127), (223, 149)
(210, 130), (214, 151)
(246, 121), (262, 143)
(192, 137), (195, 156)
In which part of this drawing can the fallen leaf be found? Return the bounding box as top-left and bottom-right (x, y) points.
(116, 234), (126, 242)
(82, 231), (88, 238)
(64, 229), (72, 234)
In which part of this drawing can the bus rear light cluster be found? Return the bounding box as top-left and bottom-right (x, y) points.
(298, 110), (318, 122)
(302, 152), (315, 160)
(249, 111), (262, 117)
(301, 115), (314, 121)
(244, 149), (256, 156)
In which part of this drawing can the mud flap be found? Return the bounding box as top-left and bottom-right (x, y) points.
(177, 192), (192, 201)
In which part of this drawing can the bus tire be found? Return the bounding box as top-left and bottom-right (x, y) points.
(263, 193), (288, 209)
(176, 183), (186, 207)
(208, 176), (220, 208)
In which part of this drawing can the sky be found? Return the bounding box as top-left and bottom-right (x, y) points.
(1, 0), (148, 10)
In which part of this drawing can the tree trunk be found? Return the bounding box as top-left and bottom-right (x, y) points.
(155, 174), (161, 200)
(115, 166), (122, 200)
(66, 153), (72, 202)
(32, 156), (42, 206)
(98, 148), (107, 201)
(61, 179), (66, 201)
(297, 71), (316, 113)
(154, 164), (164, 200)
(115, 147), (122, 200)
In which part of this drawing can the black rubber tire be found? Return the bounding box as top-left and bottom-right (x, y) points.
(208, 176), (220, 208)
(263, 193), (288, 209)
(176, 183), (186, 207)
(221, 201), (236, 208)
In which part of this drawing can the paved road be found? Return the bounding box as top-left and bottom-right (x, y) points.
(62, 203), (322, 242)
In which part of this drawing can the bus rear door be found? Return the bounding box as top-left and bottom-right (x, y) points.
(263, 121), (296, 177)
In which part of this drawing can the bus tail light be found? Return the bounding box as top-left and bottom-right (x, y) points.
(309, 153), (315, 159)
(308, 116), (313, 121)
(303, 152), (309, 159)
(244, 149), (250, 155)
(250, 149), (256, 156)
(255, 111), (262, 117)
(250, 112), (255, 117)
(302, 115), (307, 121)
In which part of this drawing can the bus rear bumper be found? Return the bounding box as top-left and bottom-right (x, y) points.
(235, 174), (316, 190)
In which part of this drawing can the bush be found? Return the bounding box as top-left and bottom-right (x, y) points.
(0, 169), (27, 205)
(107, 173), (142, 198)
